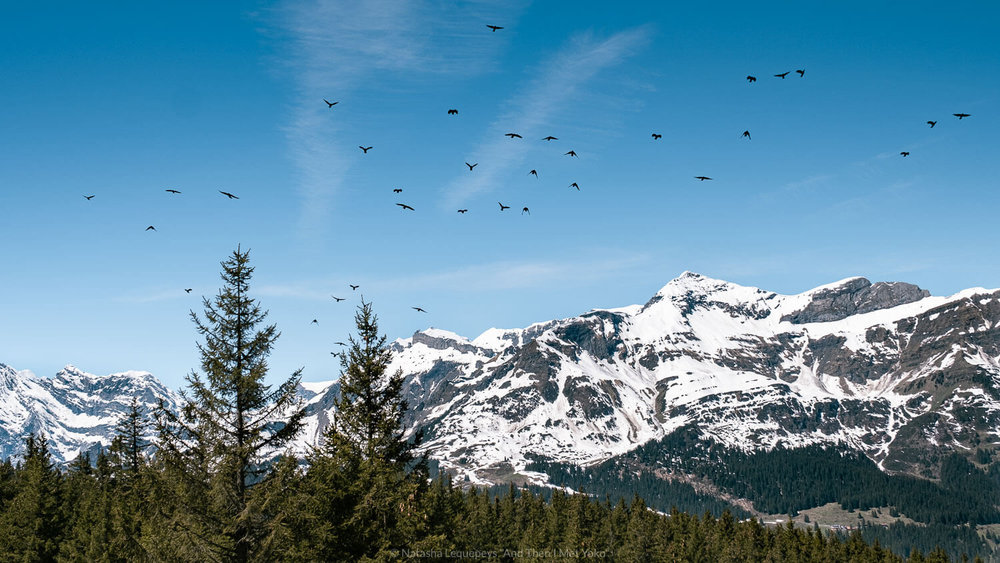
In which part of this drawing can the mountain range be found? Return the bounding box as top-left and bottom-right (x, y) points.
(3, 272), (999, 489)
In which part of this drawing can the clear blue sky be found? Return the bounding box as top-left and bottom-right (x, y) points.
(2, 1), (997, 389)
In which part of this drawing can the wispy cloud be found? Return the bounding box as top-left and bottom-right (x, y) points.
(441, 26), (652, 206)
(246, 254), (650, 299)
(271, 0), (522, 235)
(370, 254), (651, 292)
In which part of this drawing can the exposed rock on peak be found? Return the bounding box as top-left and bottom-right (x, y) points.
(781, 278), (930, 324)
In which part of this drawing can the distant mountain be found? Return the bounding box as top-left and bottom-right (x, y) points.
(0, 364), (181, 462)
(3, 273), (999, 490)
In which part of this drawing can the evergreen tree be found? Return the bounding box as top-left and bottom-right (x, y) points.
(0, 434), (66, 561)
(154, 246), (306, 562)
(301, 298), (427, 559)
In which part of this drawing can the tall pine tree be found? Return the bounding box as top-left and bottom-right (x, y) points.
(154, 246), (306, 562)
(299, 298), (427, 559)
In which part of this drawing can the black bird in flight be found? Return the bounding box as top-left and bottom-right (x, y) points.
(498, 202), (510, 211)
(529, 169), (538, 177)
(219, 190), (239, 199)
(324, 99), (338, 108)
(900, 151), (910, 157)
(412, 307), (427, 313)
(393, 188), (402, 193)
(565, 150), (577, 157)
(447, 109), (458, 115)
(927, 120), (937, 128)
(457, 209), (468, 213)
(796, 69), (805, 77)
(83, 195), (95, 200)
(569, 182), (579, 190)
(396, 203), (415, 211)
(165, 189), (181, 194)
(185, 288), (192, 293)
(774, 71), (790, 79)
(505, 133), (522, 139)
(332, 296), (345, 302)
(359, 145), (373, 153)
(521, 207), (530, 215)
(746, 75), (757, 83)
(350, 284), (359, 290)
(953, 113), (970, 119)
(311, 319), (318, 324)
(146, 225), (157, 231)
(486, 25), (503, 32)
(542, 136), (558, 141)
(335, 341), (347, 346)
(742, 130), (751, 140)
(694, 176), (713, 181)
(466, 162), (478, 171)
(651, 133), (662, 140)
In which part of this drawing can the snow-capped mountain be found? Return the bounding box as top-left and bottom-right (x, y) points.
(0, 364), (182, 463)
(387, 273), (1000, 483)
(3, 272), (999, 486)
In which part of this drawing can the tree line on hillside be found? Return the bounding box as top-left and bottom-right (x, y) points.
(0, 249), (983, 561)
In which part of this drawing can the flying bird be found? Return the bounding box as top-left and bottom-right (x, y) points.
(651, 133), (662, 140)
(694, 176), (712, 181)
(466, 162), (478, 171)
(746, 75), (757, 83)
(796, 69), (805, 77)
(505, 133), (522, 139)
(457, 209), (468, 214)
(332, 296), (345, 302)
(412, 307), (427, 313)
(324, 99), (338, 108)
(927, 120), (937, 128)
(83, 195), (95, 200)
(335, 341), (347, 346)
(359, 146), (373, 153)
(900, 151), (910, 157)
(146, 226), (156, 231)
(396, 203), (414, 211)
(486, 25), (503, 32)
(953, 113), (970, 119)
(569, 182), (579, 190)
(311, 319), (318, 324)
(165, 189), (181, 194)
(742, 130), (751, 140)
(542, 136), (558, 141)
(393, 188), (402, 193)
(184, 288), (192, 293)
(498, 202), (510, 211)
(565, 150), (577, 157)
(774, 71), (790, 79)
(529, 169), (538, 177)
(219, 190), (239, 199)
(447, 109), (458, 115)
(350, 284), (359, 290)
(522, 207), (530, 215)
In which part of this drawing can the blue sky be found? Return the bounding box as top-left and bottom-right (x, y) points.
(2, 1), (998, 389)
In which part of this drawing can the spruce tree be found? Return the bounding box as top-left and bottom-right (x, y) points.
(154, 246), (305, 562)
(302, 298), (426, 558)
(0, 434), (66, 561)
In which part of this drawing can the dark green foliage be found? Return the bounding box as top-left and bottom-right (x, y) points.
(624, 425), (1000, 525)
(849, 521), (988, 562)
(153, 246), (306, 562)
(0, 434), (66, 561)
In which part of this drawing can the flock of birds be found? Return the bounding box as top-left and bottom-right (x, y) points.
(77, 23), (974, 356)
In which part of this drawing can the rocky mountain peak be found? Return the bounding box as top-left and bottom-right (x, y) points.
(781, 277), (930, 324)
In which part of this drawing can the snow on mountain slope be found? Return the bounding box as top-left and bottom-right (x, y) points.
(3, 272), (999, 484)
(0, 364), (182, 463)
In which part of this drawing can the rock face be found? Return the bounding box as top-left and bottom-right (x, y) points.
(781, 278), (930, 324)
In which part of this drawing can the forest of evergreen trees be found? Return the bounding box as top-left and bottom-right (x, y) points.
(0, 249), (989, 561)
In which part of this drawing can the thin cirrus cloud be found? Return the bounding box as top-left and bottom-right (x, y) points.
(442, 26), (652, 207)
(272, 0), (523, 235)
